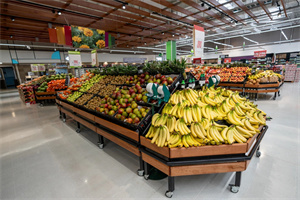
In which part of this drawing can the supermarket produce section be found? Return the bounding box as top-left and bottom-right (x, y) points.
(50, 68), (269, 198)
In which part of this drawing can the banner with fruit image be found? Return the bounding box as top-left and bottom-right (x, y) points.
(71, 26), (105, 49)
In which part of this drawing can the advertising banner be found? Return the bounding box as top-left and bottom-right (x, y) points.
(91, 50), (98, 66)
(254, 50), (267, 58)
(68, 51), (82, 68)
(193, 25), (205, 58)
(71, 26), (105, 49)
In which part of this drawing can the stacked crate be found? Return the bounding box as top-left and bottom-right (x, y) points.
(284, 64), (297, 81)
(295, 68), (300, 82)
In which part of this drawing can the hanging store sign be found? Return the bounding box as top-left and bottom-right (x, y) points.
(254, 50), (267, 58)
(91, 50), (98, 66)
(31, 64), (38, 72)
(224, 58), (231, 63)
(193, 58), (202, 64)
(193, 25), (205, 58)
(68, 51), (82, 68)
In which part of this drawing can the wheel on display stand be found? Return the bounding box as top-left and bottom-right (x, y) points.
(256, 150), (261, 157)
(62, 118), (66, 123)
(165, 191), (173, 198)
(229, 185), (239, 193)
(76, 129), (81, 133)
(137, 169), (144, 177)
(98, 143), (104, 149)
(144, 174), (149, 180)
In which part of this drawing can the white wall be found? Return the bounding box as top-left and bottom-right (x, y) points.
(0, 49), (156, 64)
(203, 41), (300, 59)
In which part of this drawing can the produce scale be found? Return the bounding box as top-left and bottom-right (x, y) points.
(54, 69), (269, 198)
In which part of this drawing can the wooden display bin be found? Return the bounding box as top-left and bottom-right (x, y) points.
(141, 125), (263, 159)
(141, 133), (258, 158)
(141, 152), (248, 176)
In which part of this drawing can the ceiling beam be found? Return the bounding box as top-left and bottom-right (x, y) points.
(231, 0), (259, 23)
(180, 0), (234, 27)
(206, 0), (245, 25)
(280, 0), (288, 17)
(257, 0), (272, 20)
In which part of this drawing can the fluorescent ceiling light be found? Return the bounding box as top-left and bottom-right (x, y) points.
(110, 50), (145, 53)
(153, 50), (164, 53)
(281, 30), (288, 40)
(208, 41), (233, 47)
(243, 36), (259, 44)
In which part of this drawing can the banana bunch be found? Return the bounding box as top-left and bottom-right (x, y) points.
(183, 88), (199, 105)
(145, 87), (267, 148)
(145, 125), (170, 147)
(175, 118), (191, 135)
(168, 91), (186, 105)
(166, 115), (176, 133)
(152, 113), (168, 126)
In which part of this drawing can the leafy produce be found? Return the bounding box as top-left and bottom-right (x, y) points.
(145, 87), (266, 148)
(67, 91), (83, 102)
(74, 93), (94, 105)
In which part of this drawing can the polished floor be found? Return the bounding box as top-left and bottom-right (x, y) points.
(0, 83), (299, 200)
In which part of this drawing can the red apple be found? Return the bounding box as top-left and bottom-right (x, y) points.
(108, 110), (115, 116)
(121, 103), (127, 108)
(162, 80), (168, 85)
(104, 108), (109, 115)
(140, 79), (145, 84)
(133, 117), (140, 124)
(156, 74), (162, 79)
(115, 114), (122, 119)
(108, 105), (112, 110)
(161, 75), (166, 79)
(145, 72), (149, 75)
(96, 107), (100, 112)
(135, 94), (142, 101)
(104, 104), (108, 108)
(120, 115), (126, 121)
(118, 108), (124, 114)
(140, 74), (145, 78)
(129, 77), (134, 81)
(127, 118), (133, 124)
(129, 88), (135, 94)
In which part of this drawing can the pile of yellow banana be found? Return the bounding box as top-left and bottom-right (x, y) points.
(248, 70), (281, 80)
(145, 87), (267, 148)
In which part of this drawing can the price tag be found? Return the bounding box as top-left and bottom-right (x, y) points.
(175, 82), (179, 86)
(199, 80), (205, 86)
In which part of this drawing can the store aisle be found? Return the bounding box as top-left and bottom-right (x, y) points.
(0, 83), (299, 200)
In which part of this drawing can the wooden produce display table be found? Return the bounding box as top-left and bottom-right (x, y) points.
(56, 99), (141, 158)
(55, 98), (268, 198)
(140, 125), (268, 198)
(219, 82), (284, 101)
(244, 82), (283, 100)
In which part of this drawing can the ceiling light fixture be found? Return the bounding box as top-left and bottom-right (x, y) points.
(162, 32), (164, 35)
(11, 17), (15, 21)
(172, 34), (174, 37)
(10, 35), (13, 38)
(281, 30), (288, 40)
(201, 3), (205, 7)
(57, 11), (62, 15)
(122, 4), (126, 9)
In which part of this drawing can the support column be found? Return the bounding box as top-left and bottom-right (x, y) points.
(166, 40), (176, 61)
